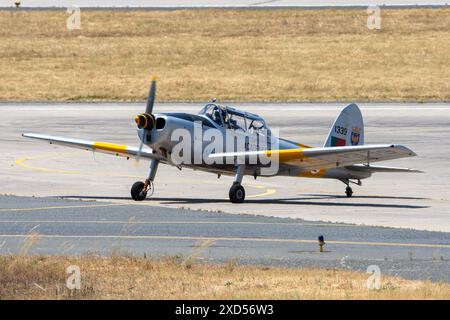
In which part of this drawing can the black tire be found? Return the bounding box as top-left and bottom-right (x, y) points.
(345, 186), (353, 198)
(229, 183), (245, 203)
(131, 181), (147, 201)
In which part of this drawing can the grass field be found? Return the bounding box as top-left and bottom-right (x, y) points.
(0, 255), (449, 299)
(0, 8), (449, 102)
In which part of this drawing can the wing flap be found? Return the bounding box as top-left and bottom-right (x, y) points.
(22, 133), (164, 161)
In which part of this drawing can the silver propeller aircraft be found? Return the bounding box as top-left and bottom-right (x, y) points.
(23, 77), (420, 203)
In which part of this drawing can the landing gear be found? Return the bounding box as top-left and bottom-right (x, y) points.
(345, 186), (353, 198)
(229, 164), (245, 203)
(131, 159), (159, 201)
(341, 178), (360, 198)
(229, 183), (245, 203)
(131, 181), (147, 201)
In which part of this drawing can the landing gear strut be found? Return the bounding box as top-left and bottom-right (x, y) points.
(131, 160), (159, 201)
(341, 178), (361, 198)
(345, 186), (353, 198)
(229, 165), (245, 203)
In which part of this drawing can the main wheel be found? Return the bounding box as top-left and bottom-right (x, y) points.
(229, 183), (245, 203)
(345, 186), (353, 198)
(131, 181), (147, 201)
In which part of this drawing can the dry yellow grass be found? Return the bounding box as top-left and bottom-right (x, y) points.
(0, 255), (449, 300)
(0, 9), (449, 102)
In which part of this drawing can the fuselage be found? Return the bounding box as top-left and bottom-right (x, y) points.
(139, 105), (372, 181)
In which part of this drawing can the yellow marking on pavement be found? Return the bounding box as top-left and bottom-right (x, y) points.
(15, 153), (277, 199)
(0, 203), (126, 213)
(15, 152), (80, 174)
(0, 234), (448, 249)
(15, 152), (141, 178)
(175, 180), (276, 199)
(246, 185), (276, 198)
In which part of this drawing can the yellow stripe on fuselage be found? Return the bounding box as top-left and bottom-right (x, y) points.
(93, 142), (128, 154)
(298, 143), (313, 149)
(299, 169), (327, 178)
(265, 147), (328, 178)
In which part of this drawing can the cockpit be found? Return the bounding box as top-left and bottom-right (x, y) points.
(198, 103), (268, 133)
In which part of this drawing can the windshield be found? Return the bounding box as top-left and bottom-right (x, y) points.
(198, 104), (267, 132)
(199, 104), (226, 127)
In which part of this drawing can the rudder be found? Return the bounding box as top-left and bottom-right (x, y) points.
(323, 104), (364, 147)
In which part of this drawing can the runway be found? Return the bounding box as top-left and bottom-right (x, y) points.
(1, 0), (449, 8)
(1, 102), (449, 232)
(0, 195), (449, 282)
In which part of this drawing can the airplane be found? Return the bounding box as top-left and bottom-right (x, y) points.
(23, 76), (421, 203)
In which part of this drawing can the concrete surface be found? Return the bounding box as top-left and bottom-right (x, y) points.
(1, 1), (449, 8)
(0, 195), (448, 282)
(0, 103), (449, 231)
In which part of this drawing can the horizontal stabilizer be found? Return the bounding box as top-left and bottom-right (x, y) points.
(348, 164), (423, 173)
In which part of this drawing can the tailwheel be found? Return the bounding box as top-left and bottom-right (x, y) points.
(131, 181), (148, 201)
(345, 186), (353, 198)
(229, 183), (245, 203)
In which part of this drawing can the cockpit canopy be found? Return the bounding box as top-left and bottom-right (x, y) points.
(198, 104), (268, 133)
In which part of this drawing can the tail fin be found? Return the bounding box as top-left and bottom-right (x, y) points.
(324, 103), (364, 147)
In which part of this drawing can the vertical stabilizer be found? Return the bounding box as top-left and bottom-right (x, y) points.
(323, 104), (364, 147)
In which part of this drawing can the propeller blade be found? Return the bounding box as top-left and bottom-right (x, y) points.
(145, 75), (157, 114)
(136, 75), (156, 166)
(134, 139), (144, 166)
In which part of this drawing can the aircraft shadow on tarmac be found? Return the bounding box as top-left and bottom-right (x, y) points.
(59, 195), (429, 209)
(302, 194), (429, 200)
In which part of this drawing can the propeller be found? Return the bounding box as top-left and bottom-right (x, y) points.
(134, 75), (157, 164)
(135, 139), (144, 165)
(146, 75), (156, 114)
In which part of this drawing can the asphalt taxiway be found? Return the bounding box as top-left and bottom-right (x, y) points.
(0, 195), (449, 282)
(1, 103), (449, 232)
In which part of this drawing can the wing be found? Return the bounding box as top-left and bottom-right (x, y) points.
(22, 133), (164, 161)
(209, 144), (417, 171)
